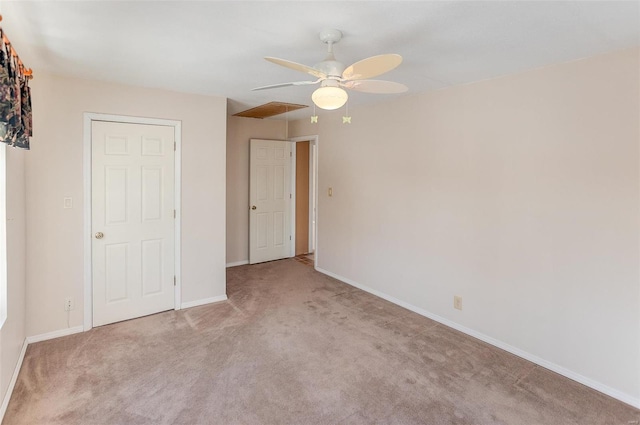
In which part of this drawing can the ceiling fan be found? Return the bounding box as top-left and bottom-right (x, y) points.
(253, 29), (408, 110)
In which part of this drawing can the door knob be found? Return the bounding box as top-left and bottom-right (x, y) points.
(95, 232), (104, 239)
(251, 206), (257, 210)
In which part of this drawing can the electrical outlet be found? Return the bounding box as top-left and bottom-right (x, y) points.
(64, 297), (74, 312)
(453, 296), (462, 310)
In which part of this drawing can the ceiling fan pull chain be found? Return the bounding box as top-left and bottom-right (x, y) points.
(343, 101), (351, 124)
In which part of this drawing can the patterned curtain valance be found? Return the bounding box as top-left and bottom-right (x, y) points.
(0, 16), (33, 151)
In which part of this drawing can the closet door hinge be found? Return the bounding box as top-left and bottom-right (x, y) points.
(174, 276), (176, 286)
(174, 141), (177, 151)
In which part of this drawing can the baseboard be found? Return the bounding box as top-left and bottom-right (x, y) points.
(2, 326), (84, 422)
(181, 295), (228, 309)
(226, 260), (249, 268)
(0, 338), (28, 421)
(315, 267), (640, 409)
(26, 326), (84, 344)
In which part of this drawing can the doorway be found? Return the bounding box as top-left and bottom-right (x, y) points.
(290, 136), (318, 266)
(295, 141), (310, 256)
(83, 113), (182, 331)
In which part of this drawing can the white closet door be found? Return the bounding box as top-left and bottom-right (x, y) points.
(92, 121), (175, 326)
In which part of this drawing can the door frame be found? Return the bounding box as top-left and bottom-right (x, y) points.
(289, 135), (319, 268)
(82, 113), (182, 331)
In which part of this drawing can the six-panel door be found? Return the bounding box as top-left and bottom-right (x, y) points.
(92, 121), (175, 326)
(249, 139), (292, 264)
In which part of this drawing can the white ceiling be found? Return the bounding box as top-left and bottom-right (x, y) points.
(2, 1), (638, 121)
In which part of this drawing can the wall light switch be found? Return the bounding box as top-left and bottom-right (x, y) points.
(63, 197), (73, 209)
(328, 187), (333, 197)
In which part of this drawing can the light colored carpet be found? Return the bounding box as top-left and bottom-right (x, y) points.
(4, 259), (639, 424)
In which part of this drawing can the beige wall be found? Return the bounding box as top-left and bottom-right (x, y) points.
(0, 148), (26, 408)
(26, 73), (227, 336)
(290, 48), (640, 403)
(226, 116), (286, 265)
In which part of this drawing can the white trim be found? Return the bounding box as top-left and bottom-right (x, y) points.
(26, 326), (84, 344)
(174, 122), (182, 310)
(0, 143), (6, 330)
(1, 326), (83, 422)
(290, 142), (297, 258)
(311, 137), (318, 267)
(83, 113), (182, 331)
(315, 267), (640, 409)
(226, 260), (249, 268)
(308, 143), (316, 254)
(0, 339), (27, 421)
(181, 295), (228, 309)
(83, 114), (92, 331)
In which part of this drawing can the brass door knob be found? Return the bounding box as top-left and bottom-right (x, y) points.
(95, 232), (104, 239)
(251, 206), (257, 210)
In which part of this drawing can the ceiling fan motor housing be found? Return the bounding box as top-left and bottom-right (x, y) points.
(314, 60), (345, 79)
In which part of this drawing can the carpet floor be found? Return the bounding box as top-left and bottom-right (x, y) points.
(4, 259), (639, 424)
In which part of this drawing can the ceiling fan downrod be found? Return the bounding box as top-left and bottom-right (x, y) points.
(317, 29), (344, 78)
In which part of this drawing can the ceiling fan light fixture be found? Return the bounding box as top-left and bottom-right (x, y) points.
(258, 28), (406, 113)
(312, 86), (348, 110)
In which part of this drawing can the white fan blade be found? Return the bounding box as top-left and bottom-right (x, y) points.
(252, 80), (321, 91)
(341, 80), (408, 94)
(265, 57), (327, 79)
(342, 54), (403, 80)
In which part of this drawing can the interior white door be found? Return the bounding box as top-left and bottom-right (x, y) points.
(249, 139), (292, 264)
(92, 121), (175, 327)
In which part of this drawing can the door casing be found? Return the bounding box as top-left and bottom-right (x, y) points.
(83, 113), (182, 331)
(290, 135), (319, 268)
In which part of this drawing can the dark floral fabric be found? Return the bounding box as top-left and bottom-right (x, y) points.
(0, 46), (13, 142)
(0, 30), (32, 150)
